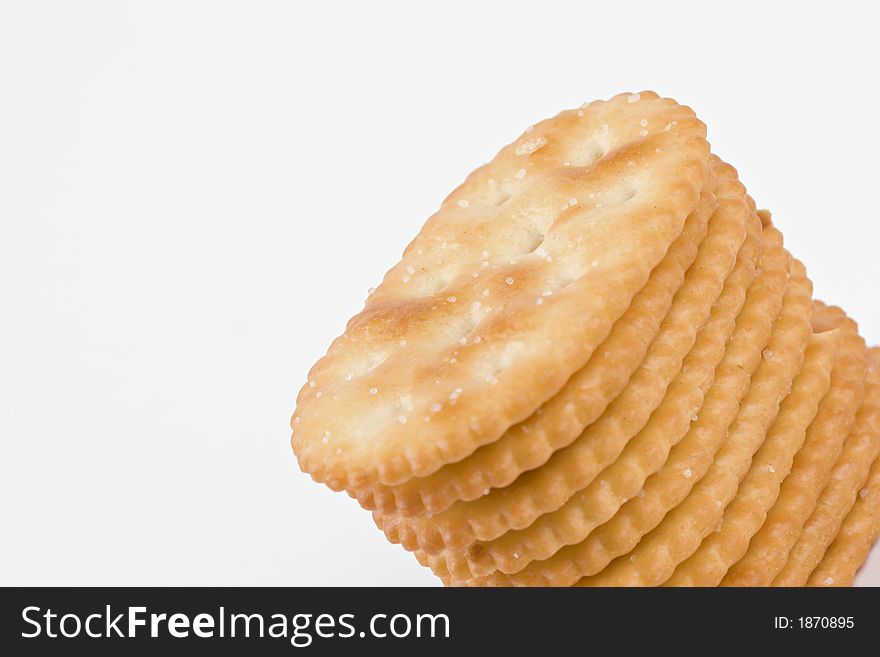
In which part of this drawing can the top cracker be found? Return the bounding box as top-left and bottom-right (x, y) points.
(292, 92), (710, 490)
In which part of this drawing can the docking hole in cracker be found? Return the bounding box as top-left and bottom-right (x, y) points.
(290, 92), (880, 586)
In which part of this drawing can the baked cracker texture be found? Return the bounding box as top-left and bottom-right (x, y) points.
(577, 257), (813, 586)
(290, 92), (880, 586)
(666, 330), (835, 585)
(722, 305), (866, 586)
(775, 344), (880, 585)
(375, 157), (744, 559)
(359, 182), (719, 517)
(809, 349), (880, 586)
(449, 169), (759, 582)
(293, 92), (710, 491)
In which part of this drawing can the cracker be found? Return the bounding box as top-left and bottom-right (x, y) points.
(461, 173), (760, 578)
(722, 306), (866, 586)
(376, 161), (745, 556)
(577, 257), (813, 587)
(665, 331), (835, 586)
(774, 345), (880, 586)
(292, 92), (710, 490)
(809, 349), (880, 586)
(501, 225), (790, 586)
(358, 183), (718, 517)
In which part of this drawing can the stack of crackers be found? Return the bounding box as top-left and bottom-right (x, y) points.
(291, 92), (880, 586)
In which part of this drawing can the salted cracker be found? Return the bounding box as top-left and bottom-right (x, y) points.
(376, 161), (743, 556)
(722, 305), (866, 586)
(358, 183), (717, 516)
(809, 349), (880, 586)
(293, 92), (710, 490)
(665, 331), (835, 585)
(499, 224), (790, 586)
(461, 166), (759, 578)
(577, 257), (813, 587)
(774, 342), (879, 586)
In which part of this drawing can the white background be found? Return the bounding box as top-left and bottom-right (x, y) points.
(2, 1), (879, 586)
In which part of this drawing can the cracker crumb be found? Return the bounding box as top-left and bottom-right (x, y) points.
(683, 468), (693, 478)
(406, 266), (415, 275)
(430, 403), (442, 413)
(639, 118), (648, 127)
(860, 488), (870, 498)
(345, 372), (353, 381)
(515, 168), (527, 179)
(402, 274), (411, 283)
(482, 288), (490, 297)
(459, 337), (467, 345)
(536, 297), (543, 305)
(627, 93), (640, 103)
(542, 290), (552, 297)
(449, 387), (463, 405)
(447, 296), (457, 303)
(321, 431), (331, 444)
(824, 577), (834, 585)
(691, 414), (699, 422)
(568, 197), (578, 206)
(763, 349), (774, 360)
(367, 287), (375, 296)
(457, 199), (470, 208)
(768, 464), (776, 473)
(315, 391), (323, 398)
(639, 129), (648, 137)
(369, 387), (378, 395)
(505, 277), (514, 285)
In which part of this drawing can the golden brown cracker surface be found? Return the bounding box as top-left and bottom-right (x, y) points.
(293, 93), (710, 491)
(776, 345), (880, 585)
(665, 332), (835, 585)
(577, 258), (813, 587)
(722, 306), (866, 586)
